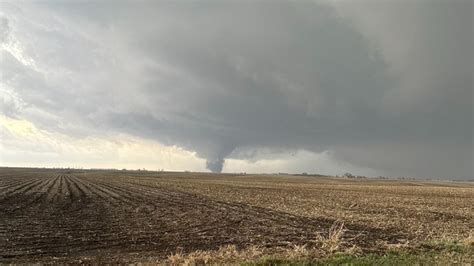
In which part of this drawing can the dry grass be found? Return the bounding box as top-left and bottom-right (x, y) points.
(165, 239), (473, 265)
(464, 231), (474, 247)
(317, 220), (346, 253)
(167, 245), (263, 265)
(287, 244), (311, 258)
(166, 220), (365, 264)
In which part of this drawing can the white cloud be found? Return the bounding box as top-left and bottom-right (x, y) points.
(0, 115), (206, 171)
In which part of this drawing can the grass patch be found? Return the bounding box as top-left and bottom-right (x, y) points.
(228, 241), (472, 265)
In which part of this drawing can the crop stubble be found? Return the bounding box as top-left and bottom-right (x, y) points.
(0, 168), (472, 263)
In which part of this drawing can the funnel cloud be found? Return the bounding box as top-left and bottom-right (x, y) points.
(206, 158), (225, 174)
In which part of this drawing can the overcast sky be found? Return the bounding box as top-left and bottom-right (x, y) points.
(0, 0), (472, 179)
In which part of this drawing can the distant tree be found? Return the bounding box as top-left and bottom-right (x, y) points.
(343, 173), (354, 178)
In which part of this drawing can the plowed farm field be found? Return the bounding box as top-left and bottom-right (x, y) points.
(0, 168), (473, 263)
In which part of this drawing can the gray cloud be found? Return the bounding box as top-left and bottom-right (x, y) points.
(0, 1), (472, 178)
(0, 17), (9, 44)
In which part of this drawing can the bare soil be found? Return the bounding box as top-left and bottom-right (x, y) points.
(0, 168), (472, 263)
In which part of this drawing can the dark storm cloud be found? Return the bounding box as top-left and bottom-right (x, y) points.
(0, 1), (472, 178)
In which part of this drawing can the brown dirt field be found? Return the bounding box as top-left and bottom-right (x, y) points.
(0, 168), (472, 263)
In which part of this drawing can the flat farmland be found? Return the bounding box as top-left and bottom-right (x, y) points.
(0, 168), (472, 264)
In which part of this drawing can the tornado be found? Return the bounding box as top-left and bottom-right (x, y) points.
(206, 157), (225, 173)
